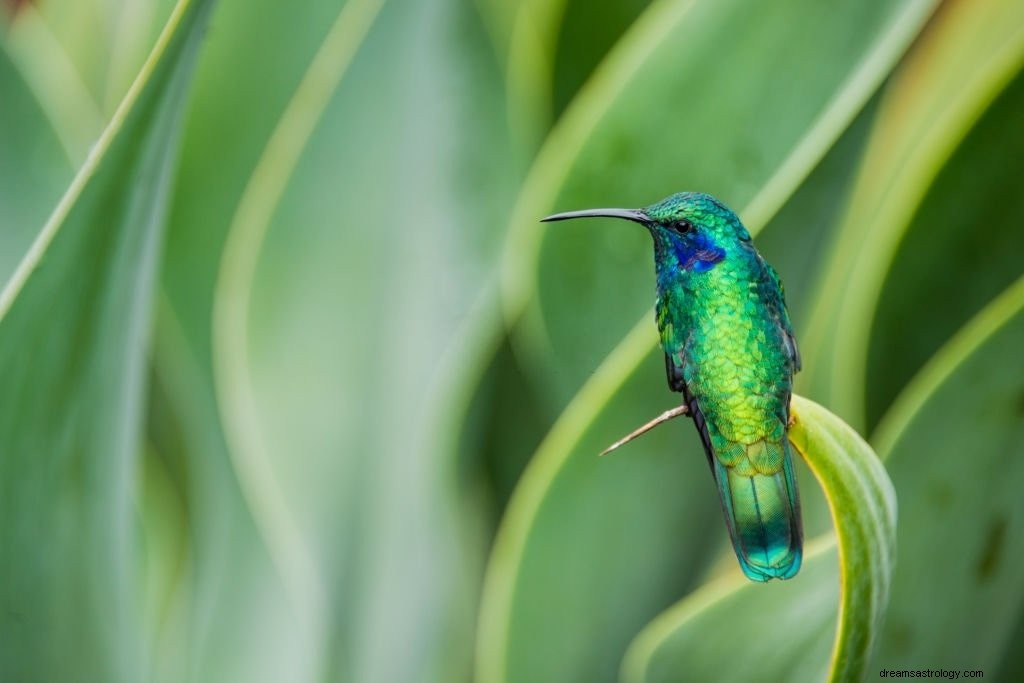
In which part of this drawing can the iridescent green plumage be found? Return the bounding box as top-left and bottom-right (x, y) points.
(543, 192), (803, 582)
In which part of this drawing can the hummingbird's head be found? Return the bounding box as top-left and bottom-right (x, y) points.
(541, 191), (748, 276)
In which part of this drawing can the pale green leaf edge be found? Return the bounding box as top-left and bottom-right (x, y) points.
(503, 0), (566, 152)
(789, 396), (897, 683)
(802, 13), (1024, 425)
(475, 308), (660, 683)
(2, 3), (104, 165)
(0, 0), (205, 321)
(619, 535), (838, 681)
(209, 0), (387, 642)
(873, 272), (1024, 459)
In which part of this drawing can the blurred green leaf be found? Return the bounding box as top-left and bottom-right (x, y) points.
(622, 395), (895, 683)
(504, 0), (653, 154)
(148, 304), (307, 682)
(865, 70), (1024, 429)
(462, 333), (553, 509)
(30, 0), (177, 113)
(504, 0), (564, 154)
(870, 273), (1024, 671)
(154, 0), (366, 678)
(162, 0), (349, 364)
(550, 0), (651, 116)
(1, 4), (103, 164)
(626, 542), (839, 682)
(502, 0), (937, 403)
(0, 40), (74, 281)
(189, 0), (523, 681)
(799, 0), (1024, 429)
(0, 1), (213, 680)
(995, 614), (1024, 681)
(476, 322), (722, 683)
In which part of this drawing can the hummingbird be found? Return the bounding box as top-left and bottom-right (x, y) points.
(542, 192), (803, 582)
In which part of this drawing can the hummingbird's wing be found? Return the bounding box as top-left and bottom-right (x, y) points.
(656, 294), (689, 392)
(761, 261), (801, 373)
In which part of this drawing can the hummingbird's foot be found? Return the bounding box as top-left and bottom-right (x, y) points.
(600, 404), (689, 456)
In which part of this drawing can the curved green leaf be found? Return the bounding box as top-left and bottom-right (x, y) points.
(550, 0), (651, 117)
(149, 301), (308, 682)
(201, 0), (523, 680)
(622, 396), (895, 683)
(799, 0), (1024, 429)
(500, 0), (937, 402)
(504, 0), (651, 158)
(476, 323), (722, 683)
(625, 542), (840, 683)
(1, 6), (103, 163)
(0, 41), (74, 281)
(870, 273), (1024, 671)
(156, 1), (380, 679)
(162, 0), (355, 364)
(0, 1), (214, 680)
(865, 70), (1024, 429)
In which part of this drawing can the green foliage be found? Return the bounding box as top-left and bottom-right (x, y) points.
(1, 0), (1022, 681)
(0, 2), (214, 679)
(871, 275), (1024, 672)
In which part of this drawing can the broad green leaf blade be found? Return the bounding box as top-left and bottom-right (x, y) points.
(870, 274), (1024, 671)
(462, 333), (554, 509)
(799, 0), (1024, 429)
(196, 0), (524, 681)
(155, 1), (371, 678)
(550, 0), (651, 116)
(501, 0), (937, 402)
(789, 397), (897, 680)
(623, 396), (896, 683)
(865, 71), (1024, 429)
(476, 323), (722, 683)
(163, 0), (351, 364)
(625, 543), (840, 683)
(149, 304), (309, 682)
(0, 1), (214, 681)
(0, 42), (74, 281)
(503, 0), (652, 153)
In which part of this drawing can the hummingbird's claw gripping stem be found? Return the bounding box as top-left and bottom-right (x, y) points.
(600, 404), (690, 456)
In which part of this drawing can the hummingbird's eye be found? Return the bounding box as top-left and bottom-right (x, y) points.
(671, 219), (694, 234)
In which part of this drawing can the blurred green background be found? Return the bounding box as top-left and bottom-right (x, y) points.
(1, 0), (1023, 681)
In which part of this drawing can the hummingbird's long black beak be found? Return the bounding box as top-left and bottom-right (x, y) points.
(540, 208), (650, 225)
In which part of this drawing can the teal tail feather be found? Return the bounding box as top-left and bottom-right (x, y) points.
(713, 440), (803, 582)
